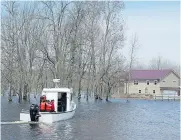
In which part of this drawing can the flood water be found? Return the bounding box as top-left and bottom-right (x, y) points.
(1, 95), (180, 140)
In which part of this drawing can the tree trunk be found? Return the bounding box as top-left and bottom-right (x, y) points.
(106, 96), (108, 101)
(99, 83), (103, 100)
(86, 79), (89, 101)
(86, 64), (91, 101)
(94, 85), (98, 100)
(8, 84), (12, 101)
(18, 85), (22, 103)
(86, 91), (89, 101)
(23, 83), (28, 100)
(106, 82), (110, 101)
(78, 78), (81, 100)
(28, 93), (30, 103)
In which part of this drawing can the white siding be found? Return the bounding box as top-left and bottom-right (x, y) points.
(124, 81), (161, 95)
(160, 72), (180, 88)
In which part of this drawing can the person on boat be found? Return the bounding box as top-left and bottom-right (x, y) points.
(40, 95), (46, 102)
(50, 100), (55, 112)
(40, 95), (46, 112)
(40, 101), (46, 112)
(45, 100), (52, 112)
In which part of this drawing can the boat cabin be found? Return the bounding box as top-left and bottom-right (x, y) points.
(40, 88), (73, 113)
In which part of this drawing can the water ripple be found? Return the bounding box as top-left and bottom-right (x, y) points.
(1, 96), (180, 140)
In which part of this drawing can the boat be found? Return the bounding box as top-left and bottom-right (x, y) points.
(20, 79), (76, 123)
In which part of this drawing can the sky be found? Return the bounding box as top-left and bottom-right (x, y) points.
(122, 1), (180, 66)
(1, 1), (179, 67)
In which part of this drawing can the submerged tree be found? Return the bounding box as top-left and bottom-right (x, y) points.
(1, 1), (128, 102)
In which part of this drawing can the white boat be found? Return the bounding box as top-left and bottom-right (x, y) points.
(20, 79), (76, 124)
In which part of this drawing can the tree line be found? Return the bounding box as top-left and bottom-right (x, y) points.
(2, 1), (179, 102)
(1, 1), (128, 102)
(134, 56), (180, 75)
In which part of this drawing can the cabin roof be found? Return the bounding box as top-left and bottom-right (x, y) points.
(42, 88), (71, 93)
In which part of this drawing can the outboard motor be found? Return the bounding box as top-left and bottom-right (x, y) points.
(30, 104), (40, 122)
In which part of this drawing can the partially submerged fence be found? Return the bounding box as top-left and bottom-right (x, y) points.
(154, 95), (180, 101)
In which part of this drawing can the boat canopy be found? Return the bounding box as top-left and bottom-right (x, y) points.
(42, 88), (72, 93)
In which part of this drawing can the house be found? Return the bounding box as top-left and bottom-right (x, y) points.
(124, 69), (180, 96)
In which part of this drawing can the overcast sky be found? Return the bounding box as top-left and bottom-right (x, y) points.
(122, 1), (180, 66)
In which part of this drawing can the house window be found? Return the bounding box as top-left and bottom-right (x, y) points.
(173, 80), (176, 82)
(134, 80), (138, 85)
(139, 90), (141, 93)
(153, 90), (155, 94)
(146, 80), (150, 85)
(154, 80), (157, 85)
(162, 81), (165, 82)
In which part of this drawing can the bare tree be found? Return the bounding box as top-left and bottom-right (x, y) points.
(149, 56), (180, 75)
(126, 33), (139, 98)
(93, 1), (125, 100)
(1, 1), (20, 101)
(1, 1), (128, 103)
(149, 55), (162, 70)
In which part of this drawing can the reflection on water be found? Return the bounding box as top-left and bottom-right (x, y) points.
(1, 95), (180, 140)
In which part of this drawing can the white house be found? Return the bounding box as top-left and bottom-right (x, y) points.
(124, 69), (180, 96)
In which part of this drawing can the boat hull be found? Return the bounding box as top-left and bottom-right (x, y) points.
(20, 110), (75, 123)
